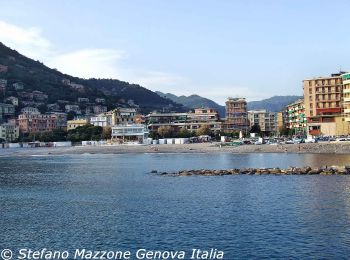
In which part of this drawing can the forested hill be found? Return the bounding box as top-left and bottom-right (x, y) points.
(0, 42), (185, 114)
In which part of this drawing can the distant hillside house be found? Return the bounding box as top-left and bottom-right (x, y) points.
(18, 91), (34, 100)
(5, 96), (19, 106)
(47, 103), (61, 112)
(61, 78), (70, 85)
(93, 105), (107, 114)
(65, 105), (81, 114)
(69, 82), (84, 90)
(21, 107), (40, 115)
(78, 97), (89, 103)
(0, 103), (15, 123)
(32, 90), (48, 101)
(0, 79), (7, 91)
(95, 98), (105, 104)
(12, 82), (24, 90)
(0, 64), (8, 73)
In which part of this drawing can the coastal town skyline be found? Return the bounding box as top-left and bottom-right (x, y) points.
(1, 0), (350, 104)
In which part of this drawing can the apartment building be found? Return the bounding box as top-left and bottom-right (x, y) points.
(303, 72), (349, 136)
(0, 123), (19, 142)
(18, 113), (58, 133)
(146, 112), (188, 131)
(186, 108), (221, 132)
(223, 97), (249, 133)
(247, 110), (280, 134)
(0, 103), (15, 123)
(111, 124), (149, 144)
(342, 72), (350, 124)
(67, 118), (90, 130)
(90, 108), (137, 127)
(285, 99), (307, 135)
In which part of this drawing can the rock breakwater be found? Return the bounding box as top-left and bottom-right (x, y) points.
(155, 166), (350, 176)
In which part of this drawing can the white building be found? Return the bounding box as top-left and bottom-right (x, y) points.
(5, 96), (19, 106)
(21, 107), (40, 115)
(111, 124), (149, 144)
(93, 105), (107, 114)
(13, 82), (24, 90)
(90, 114), (110, 127)
(65, 104), (81, 114)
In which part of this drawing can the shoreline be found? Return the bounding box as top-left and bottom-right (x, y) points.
(1, 142), (350, 157)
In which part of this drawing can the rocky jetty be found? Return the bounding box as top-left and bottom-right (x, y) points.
(154, 166), (350, 176)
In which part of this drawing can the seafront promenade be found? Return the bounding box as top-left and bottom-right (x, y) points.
(1, 142), (350, 156)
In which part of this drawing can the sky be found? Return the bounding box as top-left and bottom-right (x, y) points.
(0, 0), (350, 105)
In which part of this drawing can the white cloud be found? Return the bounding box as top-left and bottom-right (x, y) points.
(0, 20), (51, 60)
(47, 49), (126, 79)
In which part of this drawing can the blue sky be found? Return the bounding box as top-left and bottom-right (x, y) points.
(0, 0), (349, 104)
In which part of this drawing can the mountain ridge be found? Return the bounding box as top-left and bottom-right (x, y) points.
(156, 91), (302, 116)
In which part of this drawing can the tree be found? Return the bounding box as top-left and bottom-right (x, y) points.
(196, 125), (212, 136)
(177, 127), (191, 138)
(67, 124), (103, 142)
(250, 124), (261, 134)
(102, 126), (112, 140)
(157, 126), (173, 138)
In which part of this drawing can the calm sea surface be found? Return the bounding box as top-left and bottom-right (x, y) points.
(1, 153), (350, 259)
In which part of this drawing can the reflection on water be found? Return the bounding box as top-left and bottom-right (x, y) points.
(1, 153), (350, 258)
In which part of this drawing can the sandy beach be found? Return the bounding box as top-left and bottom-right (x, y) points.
(1, 142), (350, 157)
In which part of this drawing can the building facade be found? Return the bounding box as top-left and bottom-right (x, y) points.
(146, 112), (188, 132)
(18, 114), (58, 133)
(90, 108), (137, 127)
(67, 118), (90, 130)
(111, 124), (149, 144)
(0, 123), (19, 142)
(247, 110), (280, 134)
(342, 72), (350, 124)
(223, 98), (249, 133)
(0, 103), (15, 123)
(285, 99), (307, 135)
(186, 108), (221, 132)
(303, 72), (349, 136)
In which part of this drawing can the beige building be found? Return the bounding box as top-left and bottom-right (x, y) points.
(67, 118), (90, 130)
(248, 109), (281, 134)
(187, 108), (221, 132)
(0, 123), (19, 142)
(90, 108), (137, 127)
(303, 72), (349, 136)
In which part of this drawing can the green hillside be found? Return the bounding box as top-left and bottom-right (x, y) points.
(0, 42), (185, 115)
